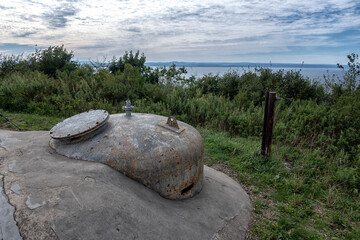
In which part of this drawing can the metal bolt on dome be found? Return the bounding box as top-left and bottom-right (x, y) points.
(122, 99), (134, 117)
(166, 116), (179, 129)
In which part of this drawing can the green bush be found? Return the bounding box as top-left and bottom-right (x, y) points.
(1, 48), (360, 239)
(0, 45), (77, 78)
(1, 48), (359, 190)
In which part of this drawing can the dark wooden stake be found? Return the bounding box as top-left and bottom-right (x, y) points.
(261, 92), (278, 157)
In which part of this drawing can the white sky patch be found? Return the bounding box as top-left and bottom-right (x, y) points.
(0, 0), (359, 63)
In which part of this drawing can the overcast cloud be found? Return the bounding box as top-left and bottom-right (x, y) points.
(1, 0), (359, 63)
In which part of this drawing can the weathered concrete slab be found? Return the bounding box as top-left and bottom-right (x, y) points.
(0, 130), (251, 240)
(0, 174), (22, 240)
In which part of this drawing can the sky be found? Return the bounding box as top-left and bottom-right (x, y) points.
(0, 0), (360, 64)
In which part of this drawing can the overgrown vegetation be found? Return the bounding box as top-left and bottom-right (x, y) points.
(0, 46), (359, 239)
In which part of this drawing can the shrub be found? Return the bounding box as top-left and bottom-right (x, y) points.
(0, 45), (77, 78)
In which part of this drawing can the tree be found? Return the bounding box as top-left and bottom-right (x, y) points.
(109, 50), (146, 74)
(337, 53), (360, 92)
(0, 53), (30, 78)
(30, 45), (77, 78)
(0, 45), (77, 78)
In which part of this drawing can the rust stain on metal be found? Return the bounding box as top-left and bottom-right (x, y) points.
(105, 159), (117, 169)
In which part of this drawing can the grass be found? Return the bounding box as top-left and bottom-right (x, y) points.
(1, 111), (359, 239)
(200, 128), (360, 240)
(0, 109), (64, 131)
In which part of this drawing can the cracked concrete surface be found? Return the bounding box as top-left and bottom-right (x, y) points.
(0, 130), (251, 240)
(0, 174), (22, 240)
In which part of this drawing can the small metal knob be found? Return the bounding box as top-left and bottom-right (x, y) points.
(166, 116), (179, 129)
(122, 99), (134, 117)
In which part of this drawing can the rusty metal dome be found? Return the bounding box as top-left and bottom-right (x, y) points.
(49, 110), (204, 200)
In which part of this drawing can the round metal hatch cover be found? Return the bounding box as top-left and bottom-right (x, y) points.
(50, 110), (109, 139)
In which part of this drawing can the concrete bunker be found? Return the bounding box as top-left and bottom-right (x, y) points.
(49, 102), (204, 200)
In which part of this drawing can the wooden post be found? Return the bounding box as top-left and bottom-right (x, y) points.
(261, 92), (278, 156)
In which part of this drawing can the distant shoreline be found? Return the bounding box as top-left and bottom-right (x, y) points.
(78, 60), (342, 69)
(145, 61), (339, 69)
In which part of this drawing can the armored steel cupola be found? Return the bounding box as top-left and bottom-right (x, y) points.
(49, 102), (204, 200)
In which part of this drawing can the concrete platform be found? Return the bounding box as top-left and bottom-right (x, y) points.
(0, 130), (251, 240)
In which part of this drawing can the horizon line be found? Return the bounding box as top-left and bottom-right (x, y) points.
(144, 61), (339, 68)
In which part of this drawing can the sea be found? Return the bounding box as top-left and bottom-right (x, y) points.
(183, 67), (344, 82)
(146, 62), (346, 83)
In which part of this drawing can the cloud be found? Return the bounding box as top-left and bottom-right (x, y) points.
(125, 27), (141, 33)
(0, 4), (14, 10)
(1, 0), (359, 63)
(14, 31), (38, 38)
(42, 4), (78, 28)
(20, 13), (41, 22)
(77, 44), (112, 50)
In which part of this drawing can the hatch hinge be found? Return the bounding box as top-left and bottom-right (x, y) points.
(158, 116), (185, 134)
